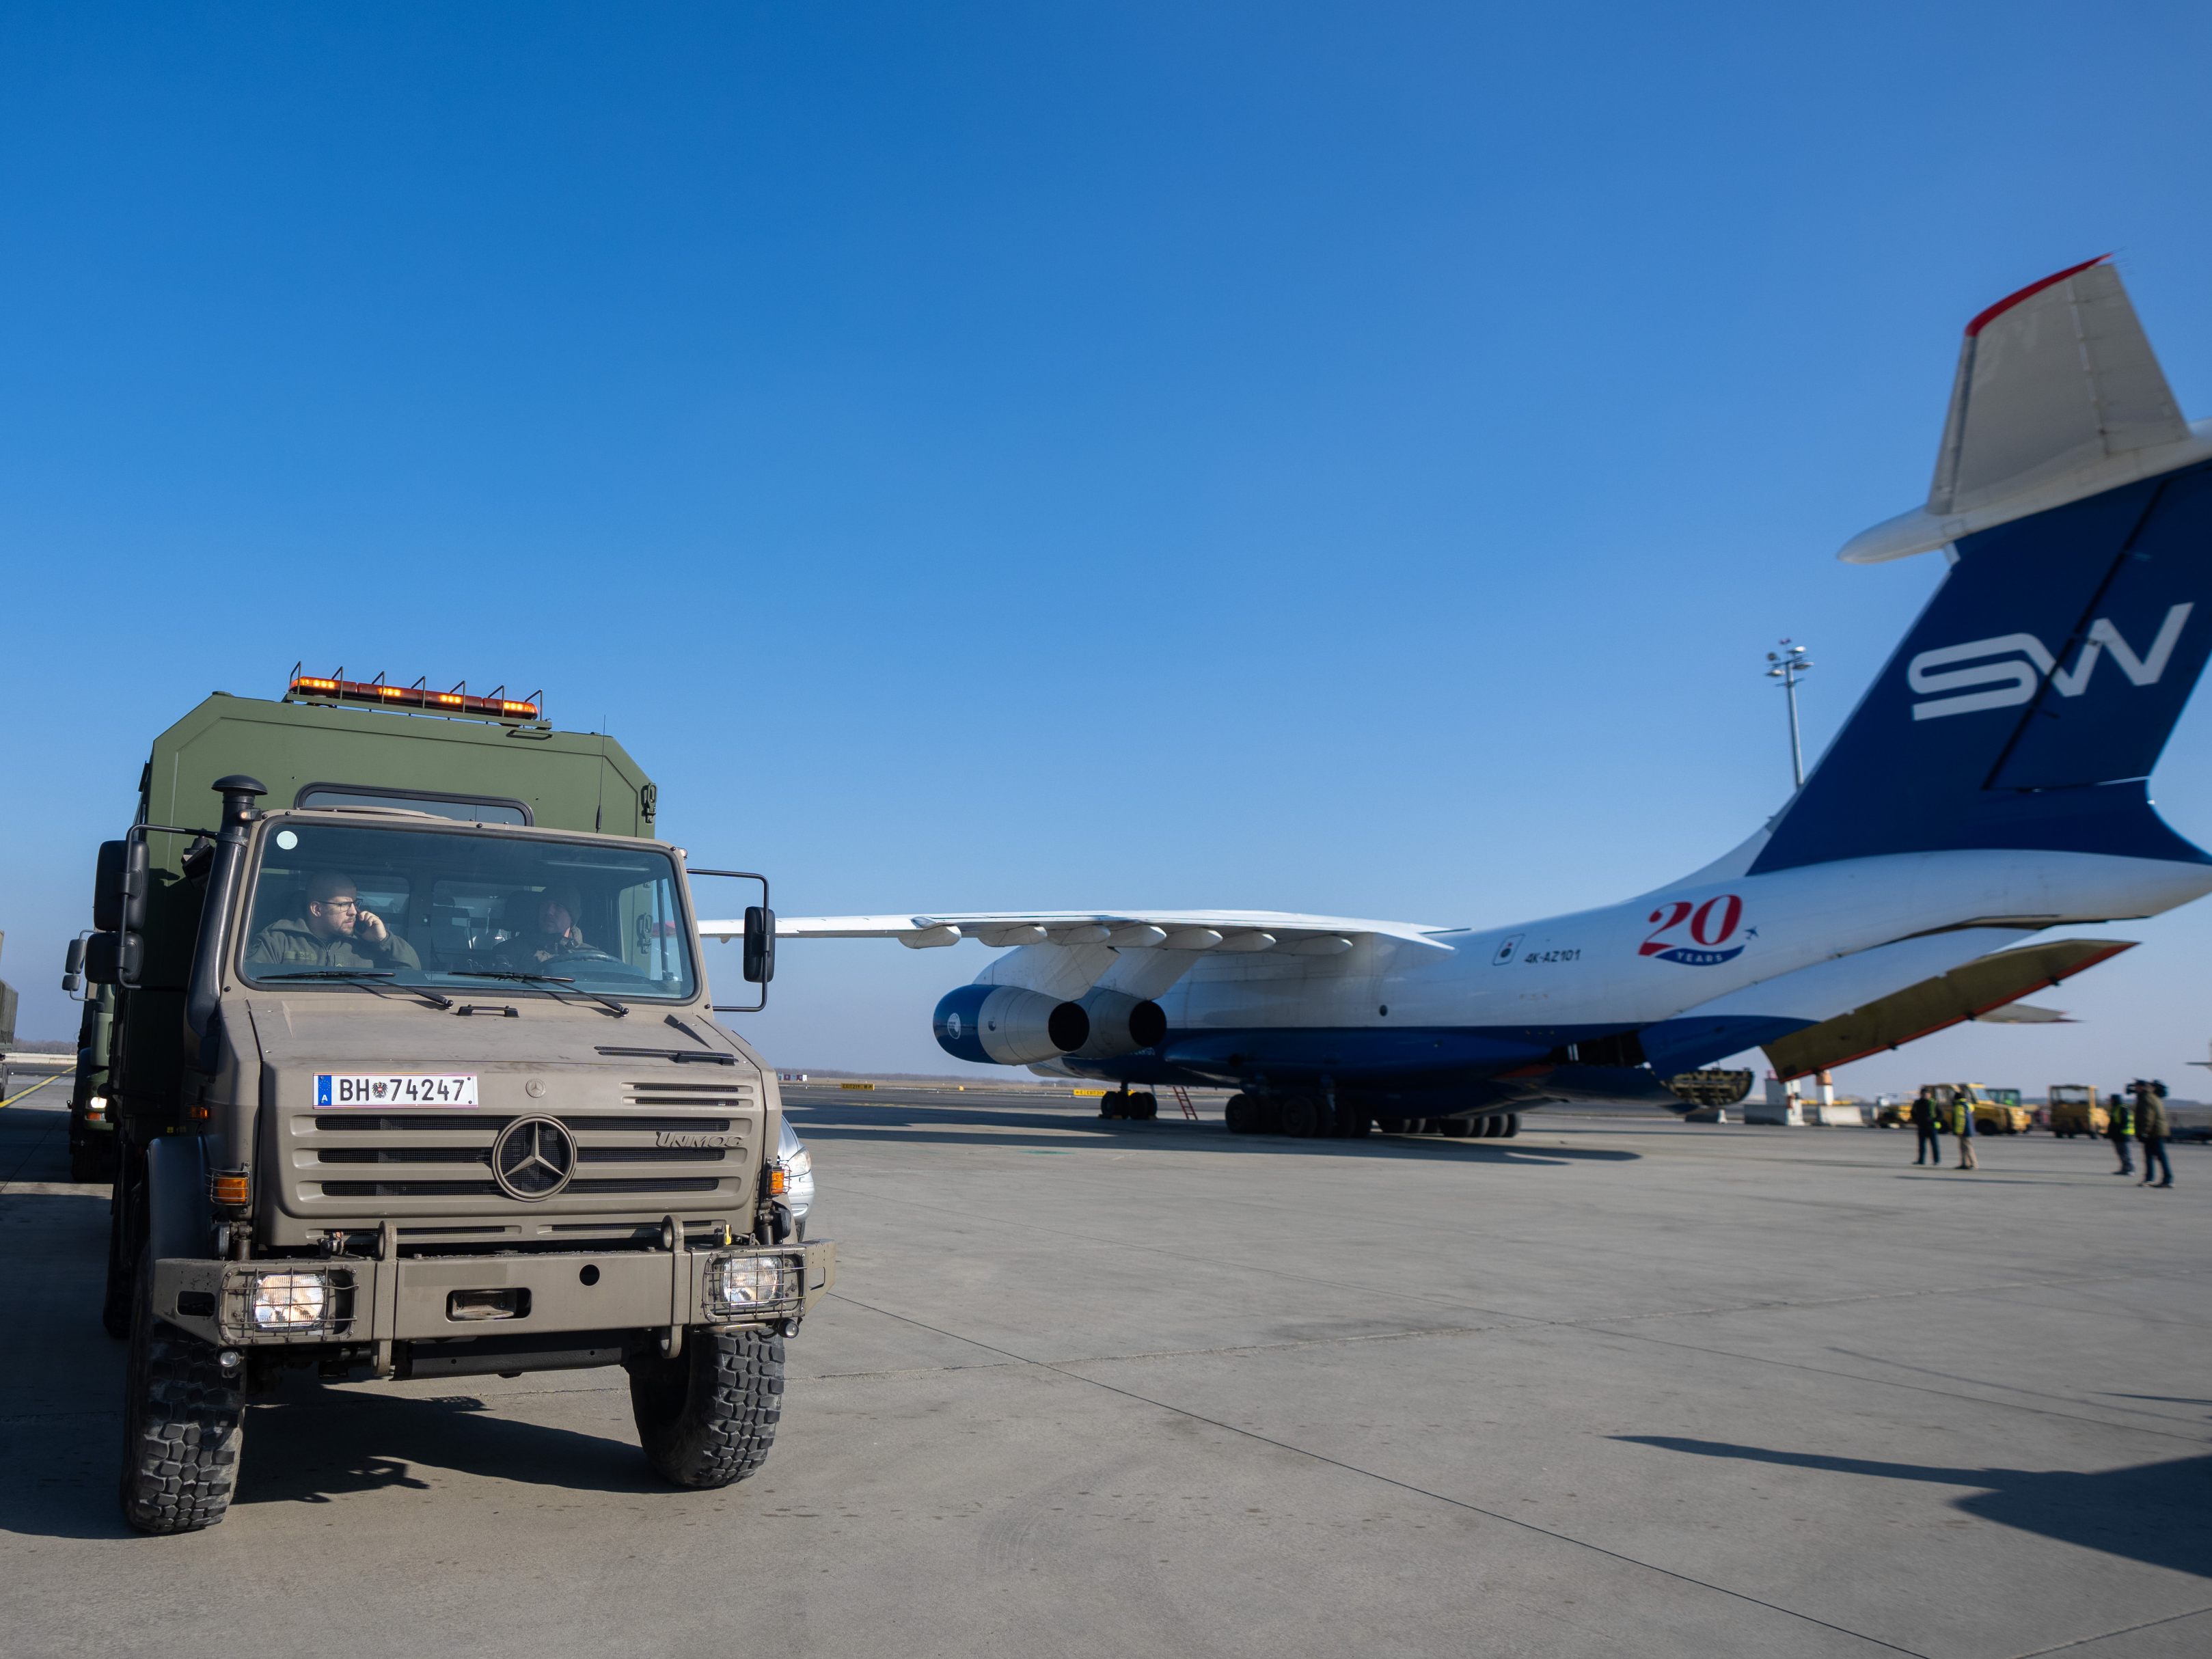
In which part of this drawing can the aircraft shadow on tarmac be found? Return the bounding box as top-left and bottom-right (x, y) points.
(1614, 1436), (2212, 1578)
(787, 1106), (1640, 1165)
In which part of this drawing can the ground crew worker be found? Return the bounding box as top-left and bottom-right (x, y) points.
(1952, 1093), (1977, 1170)
(2135, 1081), (2174, 1189)
(2107, 1091), (2135, 1176)
(1911, 1088), (1941, 1166)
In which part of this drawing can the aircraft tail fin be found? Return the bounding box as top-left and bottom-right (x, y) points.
(1753, 259), (2212, 875)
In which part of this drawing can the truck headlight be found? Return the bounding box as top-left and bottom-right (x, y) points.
(705, 1252), (797, 1317)
(250, 1271), (333, 1332)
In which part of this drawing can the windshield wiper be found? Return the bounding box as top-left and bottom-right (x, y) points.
(452, 970), (629, 1018)
(595, 1045), (736, 1065)
(260, 970), (454, 1011)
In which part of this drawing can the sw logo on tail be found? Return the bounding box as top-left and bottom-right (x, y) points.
(1909, 602), (2194, 720)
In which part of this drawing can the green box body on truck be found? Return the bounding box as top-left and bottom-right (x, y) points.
(79, 685), (830, 1533)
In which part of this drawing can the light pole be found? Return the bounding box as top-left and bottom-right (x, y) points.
(1766, 640), (1814, 790)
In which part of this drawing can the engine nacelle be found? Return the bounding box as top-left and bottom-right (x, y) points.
(1069, 989), (1168, 1059)
(934, 984), (1089, 1065)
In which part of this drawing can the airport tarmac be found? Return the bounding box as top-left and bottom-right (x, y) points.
(3, 1084), (2206, 1659)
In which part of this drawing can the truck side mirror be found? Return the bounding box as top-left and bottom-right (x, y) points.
(91, 838), (151, 983)
(62, 936), (85, 994)
(83, 931), (141, 987)
(693, 866), (772, 1015)
(93, 841), (126, 931)
(743, 906), (776, 985)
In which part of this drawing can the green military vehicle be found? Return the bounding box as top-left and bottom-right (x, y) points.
(77, 674), (832, 1533)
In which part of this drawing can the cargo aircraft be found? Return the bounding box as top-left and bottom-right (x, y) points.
(707, 258), (2212, 1136)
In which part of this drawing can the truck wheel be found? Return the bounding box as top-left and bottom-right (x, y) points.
(119, 1252), (243, 1534)
(628, 1328), (784, 1489)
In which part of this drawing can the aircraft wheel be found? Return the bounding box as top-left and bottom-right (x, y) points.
(1476, 1115), (1499, 1138)
(1342, 1106), (1371, 1138)
(1279, 1094), (1321, 1138)
(1438, 1117), (1472, 1138)
(1224, 1094), (1259, 1134)
(1130, 1091), (1158, 1121)
(1505, 1113), (1521, 1138)
(1099, 1091), (1125, 1119)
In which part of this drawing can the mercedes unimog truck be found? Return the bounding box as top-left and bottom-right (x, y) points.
(77, 673), (832, 1533)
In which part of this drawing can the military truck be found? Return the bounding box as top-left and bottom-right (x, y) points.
(78, 674), (832, 1534)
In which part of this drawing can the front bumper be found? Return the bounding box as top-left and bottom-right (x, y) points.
(152, 1239), (836, 1349)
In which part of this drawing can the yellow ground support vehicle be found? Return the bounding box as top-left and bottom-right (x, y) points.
(2047, 1084), (2109, 1138)
(1971, 1086), (2033, 1135)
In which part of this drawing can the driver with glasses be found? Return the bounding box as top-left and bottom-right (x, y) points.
(247, 872), (422, 970)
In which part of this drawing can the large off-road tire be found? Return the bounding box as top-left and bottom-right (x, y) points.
(628, 1328), (784, 1489)
(119, 1252), (243, 1534)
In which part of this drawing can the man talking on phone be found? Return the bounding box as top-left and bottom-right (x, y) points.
(247, 872), (422, 971)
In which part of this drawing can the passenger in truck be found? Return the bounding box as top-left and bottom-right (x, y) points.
(500, 888), (595, 966)
(247, 872), (423, 971)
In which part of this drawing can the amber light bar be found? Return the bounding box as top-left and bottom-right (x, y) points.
(286, 670), (542, 723)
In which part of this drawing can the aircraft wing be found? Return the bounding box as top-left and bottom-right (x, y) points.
(698, 909), (1457, 957)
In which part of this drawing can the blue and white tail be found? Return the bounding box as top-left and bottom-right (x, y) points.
(1753, 258), (2212, 875)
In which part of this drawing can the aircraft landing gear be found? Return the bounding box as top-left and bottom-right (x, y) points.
(1101, 1090), (1158, 1121)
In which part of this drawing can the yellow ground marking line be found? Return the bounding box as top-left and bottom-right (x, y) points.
(0, 1073), (64, 1110)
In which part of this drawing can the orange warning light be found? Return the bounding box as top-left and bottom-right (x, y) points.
(284, 670), (542, 723)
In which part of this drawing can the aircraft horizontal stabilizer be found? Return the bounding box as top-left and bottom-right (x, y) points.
(1971, 1002), (2073, 1025)
(1842, 258), (2212, 564)
(1761, 937), (2132, 1080)
(700, 909), (1456, 955)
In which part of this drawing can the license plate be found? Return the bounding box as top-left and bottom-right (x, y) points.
(315, 1073), (479, 1108)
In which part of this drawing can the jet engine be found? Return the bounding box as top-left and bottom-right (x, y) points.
(933, 984), (1089, 1065)
(1069, 989), (1167, 1059)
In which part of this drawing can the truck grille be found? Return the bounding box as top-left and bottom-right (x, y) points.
(281, 1078), (760, 1221)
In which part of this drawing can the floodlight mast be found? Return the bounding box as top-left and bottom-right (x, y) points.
(1765, 640), (1814, 791)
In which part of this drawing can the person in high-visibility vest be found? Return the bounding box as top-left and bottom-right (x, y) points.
(2107, 1092), (2135, 1176)
(1953, 1094), (1978, 1170)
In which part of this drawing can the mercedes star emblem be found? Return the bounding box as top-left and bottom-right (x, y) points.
(492, 1114), (577, 1201)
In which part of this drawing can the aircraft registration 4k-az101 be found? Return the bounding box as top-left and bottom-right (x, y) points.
(707, 257), (2212, 1138)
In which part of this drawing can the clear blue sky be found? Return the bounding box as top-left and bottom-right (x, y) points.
(5, 3), (2210, 1096)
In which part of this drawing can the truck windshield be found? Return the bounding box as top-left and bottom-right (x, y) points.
(239, 819), (697, 1004)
